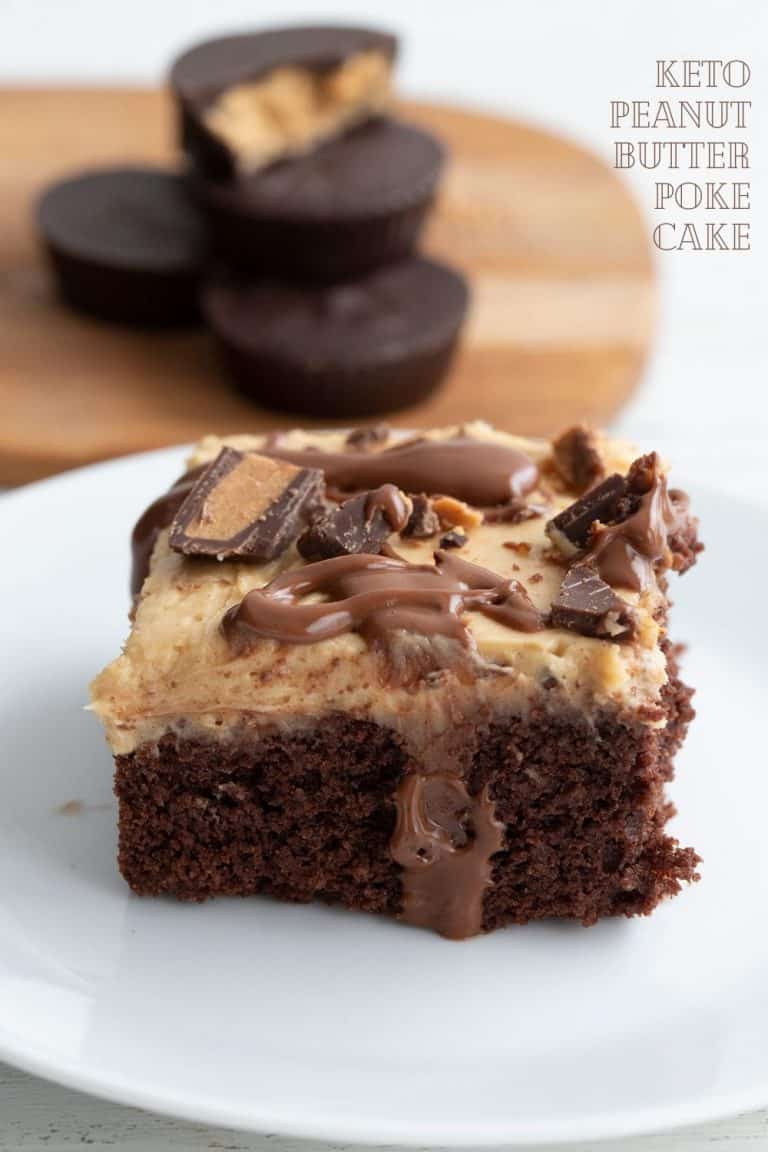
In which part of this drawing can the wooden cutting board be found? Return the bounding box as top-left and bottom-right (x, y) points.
(0, 89), (654, 485)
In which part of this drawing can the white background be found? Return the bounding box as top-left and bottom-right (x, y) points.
(2, 1), (767, 1148)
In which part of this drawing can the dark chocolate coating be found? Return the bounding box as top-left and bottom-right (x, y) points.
(170, 25), (398, 180)
(37, 167), (205, 327)
(202, 257), (470, 419)
(196, 118), (444, 281)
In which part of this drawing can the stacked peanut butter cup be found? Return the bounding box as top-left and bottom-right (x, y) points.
(37, 25), (469, 419)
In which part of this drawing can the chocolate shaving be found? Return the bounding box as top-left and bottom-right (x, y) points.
(297, 484), (410, 562)
(550, 425), (605, 493)
(169, 447), (323, 562)
(550, 564), (636, 640)
(402, 493), (441, 539)
(439, 530), (467, 549)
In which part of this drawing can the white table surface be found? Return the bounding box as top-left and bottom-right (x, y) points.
(2, 0), (767, 1146)
(0, 1060), (767, 1152)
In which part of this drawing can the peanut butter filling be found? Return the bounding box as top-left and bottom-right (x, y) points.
(203, 50), (392, 172)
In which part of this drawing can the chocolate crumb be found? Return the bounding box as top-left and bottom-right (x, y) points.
(402, 493), (441, 539)
(345, 424), (390, 450)
(483, 501), (543, 525)
(528, 572), (543, 584)
(56, 799), (83, 815)
(636, 703), (666, 723)
(503, 541), (532, 555)
(432, 495), (483, 531)
(439, 530), (467, 549)
(551, 425), (604, 493)
(627, 452), (658, 495)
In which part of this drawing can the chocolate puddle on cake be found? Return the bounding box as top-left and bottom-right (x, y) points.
(91, 421), (702, 939)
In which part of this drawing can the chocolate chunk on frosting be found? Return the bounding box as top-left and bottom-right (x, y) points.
(169, 447), (323, 562)
(546, 473), (627, 556)
(439, 529), (467, 549)
(297, 483), (411, 561)
(550, 564), (636, 640)
(223, 550), (542, 659)
(402, 494), (440, 539)
(261, 437), (539, 506)
(390, 773), (504, 939)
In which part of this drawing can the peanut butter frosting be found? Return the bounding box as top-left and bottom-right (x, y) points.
(91, 423), (691, 758)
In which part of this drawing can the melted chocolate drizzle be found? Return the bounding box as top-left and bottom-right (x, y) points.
(364, 483), (411, 532)
(261, 437), (539, 507)
(588, 456), (688, 591)
(222, 550), (542, 651)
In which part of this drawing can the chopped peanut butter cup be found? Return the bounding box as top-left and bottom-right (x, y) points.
(297, 484), (411, 561)
(169, 447), (323, 561)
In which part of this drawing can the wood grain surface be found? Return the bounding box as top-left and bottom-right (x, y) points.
(0, 88), (654, 485)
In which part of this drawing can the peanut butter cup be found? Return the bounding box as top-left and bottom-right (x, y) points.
(37, 167), (205, 327)
(202, 258), (469, 418)
(195, 117), (444, 281)
(170, 25), (398, 180)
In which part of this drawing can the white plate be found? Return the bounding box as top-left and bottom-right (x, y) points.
(0, 447), (766, 1147)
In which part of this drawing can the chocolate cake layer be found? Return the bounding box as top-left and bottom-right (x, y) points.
(38, 167), (205, 327)
(114, 657), (697, 932)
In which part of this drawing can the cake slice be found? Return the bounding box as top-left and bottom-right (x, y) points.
(90, 422), (702, 938)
